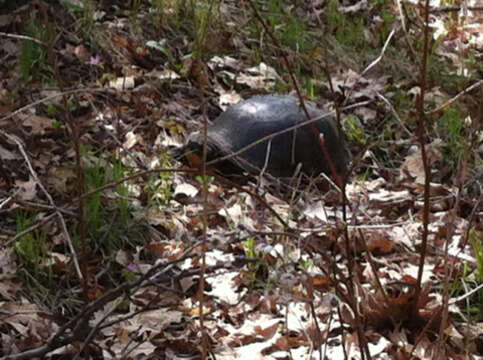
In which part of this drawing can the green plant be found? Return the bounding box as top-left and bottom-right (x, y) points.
(344, 114), (366, 145)
(19, 35), (39, 77)
(192, 1), (222, 57)
(121, 267), (138, 282)
(243, 237), (269, 280)
(244, 236), (257, 259)
(392, 89), (412, 122)
(255, 0), (310, 53)
(368, 0), (396, 43)
(84, 164), (104, 234)
(45, 104), (58, 116)
(63, 0), (104, 46)
(77, 0), (97, 35)
(150, 0), (185, 27)
(61, 0), (84, 13)
(83, 158), (145, 252)
(14, 211), (56, 294)
(19, 18), (56, 83)
(149, 0), (222, 57)
(463, 53), (480, 77)
(434, 106), (468, 170)
(452, 264), (482, 321)
(113, 161), (130, 220)
(146, 154), (175, 205)
(196, 174), (214, 185)
(131, 0), (143, 12)
(303, 79), (316, 100)
(52, 119), (64, 129)
(470, 229), (483, 282)
(145, 40), (177, 66)
(379, 7), (395, 42)
(427, 54), (468, 94)
(446, 229), (483, 322)
(327, 0), (367, 51)
(356, 168), (372, 182)
(192, 1), (211, 53)
(15, 212), (45, 266)
(281, 18), (309, 52)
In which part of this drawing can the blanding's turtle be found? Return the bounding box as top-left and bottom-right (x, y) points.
(179, 95), (348, 179)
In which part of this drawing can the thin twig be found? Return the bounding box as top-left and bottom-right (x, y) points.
(413, 0), (432, 320)
(361, 26), (397, 77)
(5, 212), (57, 246)
(342, 24), (397, 108)
(449, 283), (483, 305)
(79, 167), (196, 200)
(2, 244), (198, 360)
(395, 0), (418, 60)
(2, 131), (83, 281)
(425, 79), (483, 116)
(430, 5), (483, 12)
(0, 87), (106, 124)
(0, 31), (47, 45)
(377, 92), (412, 137)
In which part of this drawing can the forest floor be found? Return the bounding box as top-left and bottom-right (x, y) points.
(0, 0), (482, 359)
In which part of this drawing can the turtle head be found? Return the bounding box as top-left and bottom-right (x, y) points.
(171, 130), (220, 172)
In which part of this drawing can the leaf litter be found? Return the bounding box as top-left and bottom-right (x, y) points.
(0, 0), (481, 359)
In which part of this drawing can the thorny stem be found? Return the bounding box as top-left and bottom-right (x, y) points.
(413, 0), (432, 319)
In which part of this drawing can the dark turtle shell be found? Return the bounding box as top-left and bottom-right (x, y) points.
(186, 95), (348, 179)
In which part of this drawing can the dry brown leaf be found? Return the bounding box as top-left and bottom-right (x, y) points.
(255, 322), (279, 340)
(46, 166), (76, 194)
(20, 114), (55, 135)
(15, 177), (37, 201)
(365, 231), (395, 255)
(401, 143), (442, 184)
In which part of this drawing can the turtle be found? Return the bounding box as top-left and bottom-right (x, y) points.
(178, 95), (348, 180)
